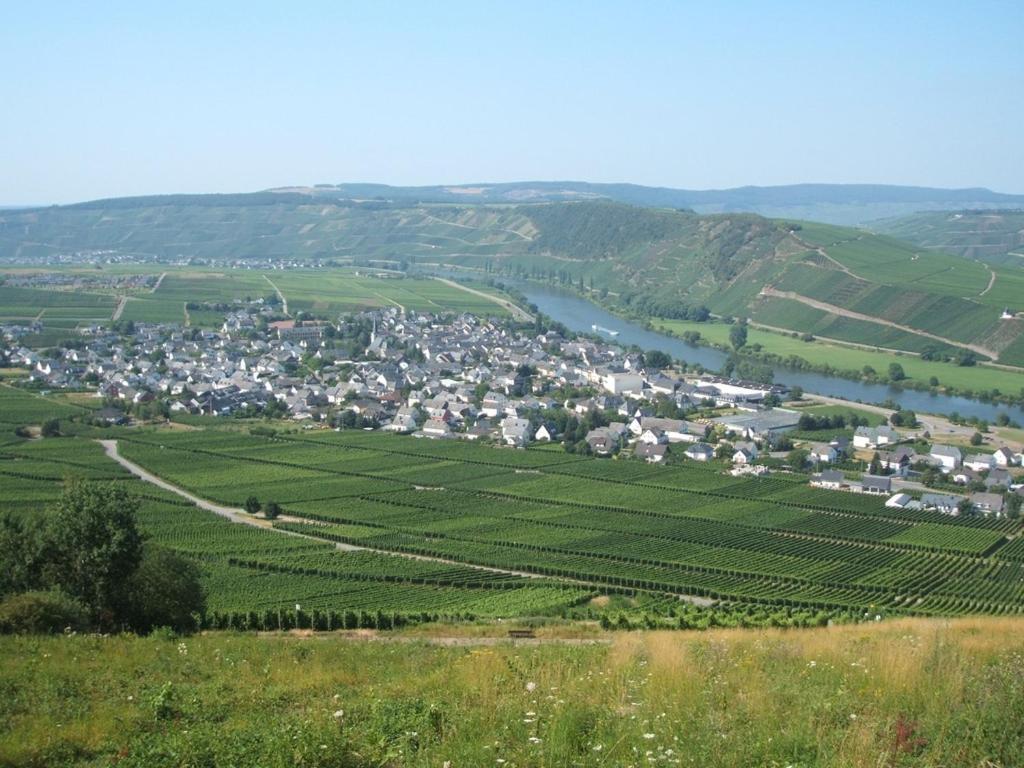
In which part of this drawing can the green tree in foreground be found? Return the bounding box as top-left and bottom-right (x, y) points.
(244, 496), (262, 515)
(0, 480), (205, 633)
(264, 501), (282, 520)
(888, 363), (906, 382)
(970, 432), (984, 446)
(41, 419), (61, 437)
(123, 545), (205, 633)
(44, 481), (145, 626)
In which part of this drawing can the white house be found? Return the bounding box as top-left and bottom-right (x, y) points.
(534, 424), (555, 442)
(808, 443), (838, 464)
(964, 453), (995, 473)
(634, 443), (668, 463)
(930, 445), (962, 471)
(602, 372), (644, 396)
(422, 418), (452, 438)
(732, 441), (759, 465)
(853, 425), (899, 450)
(684, 443), (715, 462)
(811, 470), (846, 490)
(993, 447), (1017, 467)
(501, 416), (532, 447)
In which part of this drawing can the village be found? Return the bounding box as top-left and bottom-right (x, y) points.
(3, 302), (1022, 519)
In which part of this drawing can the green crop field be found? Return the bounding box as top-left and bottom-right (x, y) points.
(0, 285), (117, 328)
(4, 402), (1023, 621)
(0, 266), (514, 335)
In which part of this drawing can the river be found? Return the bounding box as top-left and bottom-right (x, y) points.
(513, 281), (1024, 424)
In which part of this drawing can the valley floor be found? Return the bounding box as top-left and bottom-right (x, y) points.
(2, 617), (1023, 767)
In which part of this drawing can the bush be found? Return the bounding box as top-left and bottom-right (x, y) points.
(123, 545), (205, 633)
(0, 590), (89, 634)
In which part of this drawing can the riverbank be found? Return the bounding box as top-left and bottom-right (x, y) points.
(653, 317), (1024, 407)
(500, 277), (1024, 423)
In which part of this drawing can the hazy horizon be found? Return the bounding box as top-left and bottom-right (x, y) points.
(2, 1), (1022, 205)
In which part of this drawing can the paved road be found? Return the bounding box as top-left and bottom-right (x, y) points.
(433, 277), (535, 322)
(98, 440), (719, 605)
(263, 274), (289, 315)
(96, 438), (598, 582)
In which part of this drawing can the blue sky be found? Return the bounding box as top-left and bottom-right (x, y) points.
(2, 1), (1022, 203)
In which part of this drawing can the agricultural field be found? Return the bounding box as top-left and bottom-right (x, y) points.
(0, 284), (117, 337)
(0, 384), (96, 430)
(1, 266), (513, 332)
(655, 317), (1024, 394)
(47, 426), (1024, 617)
(0, 434), (592, 622)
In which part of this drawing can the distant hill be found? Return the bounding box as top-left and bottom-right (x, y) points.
(2, 194), (1023, 365)
(273, 181), (1024, 225)
(873, 209), (1024, 266)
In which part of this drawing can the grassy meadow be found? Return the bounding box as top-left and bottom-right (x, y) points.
(655, 317), (1024, 396)
(2, 617), (1023, 767)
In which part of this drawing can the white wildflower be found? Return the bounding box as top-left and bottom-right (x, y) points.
(525, 681), (536, 693)
(333, 709), (345, 719)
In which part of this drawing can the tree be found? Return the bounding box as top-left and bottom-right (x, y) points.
(244, 496), (261, 515)
(264, 501), (282, 520)
(0, 513), (47, 596)
(42, 481), (144, 627)
(1006, 493), (1022, 519)
(957, 498), (975, 517)
(970, 432), (984, 446)
(787, 448), (809, 469)
(789, 386), (803, 401)
(40, 419), (61, 437)
(888, 363), (906, 382)
(644, 349), (672, 370)
(0, 590), (89, 634)
(729, 321), (748, 351)
(123, 545), (205, 633)
(869, 452), (882, 475)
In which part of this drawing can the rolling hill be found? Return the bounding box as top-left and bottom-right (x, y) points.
(873, 209), (1024, 266)
(278, 181), (1024, 225)
(2, 194), (1023, 365)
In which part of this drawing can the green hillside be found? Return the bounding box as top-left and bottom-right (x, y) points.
(874, 209), (1024, 266)
(3, 196), (1023, 365)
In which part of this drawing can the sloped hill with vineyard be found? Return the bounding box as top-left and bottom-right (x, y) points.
(3, 194), (1023, 364)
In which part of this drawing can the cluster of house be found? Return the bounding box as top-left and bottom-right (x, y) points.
(2, 307), (789, 445)
(809, 424), (1023, 516)
(4, 272), (158, 292)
